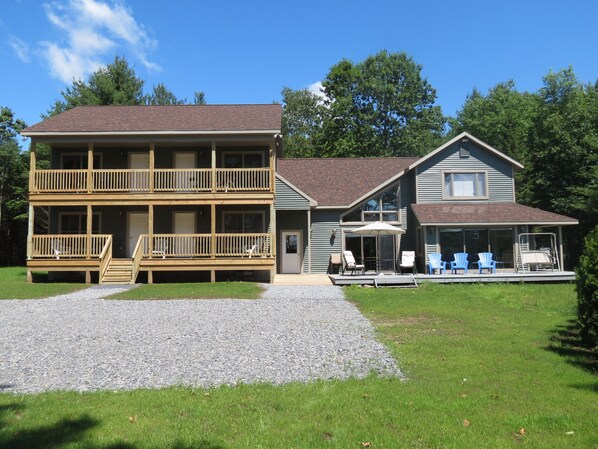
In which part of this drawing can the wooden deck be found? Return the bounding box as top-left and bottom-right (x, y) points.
(330, 270), (576, 286)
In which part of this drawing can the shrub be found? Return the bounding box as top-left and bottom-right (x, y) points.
(576, 225), (598, 348)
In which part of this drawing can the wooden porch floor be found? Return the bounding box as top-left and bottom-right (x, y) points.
(330, 270), (576, 286)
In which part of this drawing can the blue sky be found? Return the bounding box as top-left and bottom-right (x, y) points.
(2, 0), (597, 137)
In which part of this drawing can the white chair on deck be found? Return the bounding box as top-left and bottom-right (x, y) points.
(341, 250), (365, 275)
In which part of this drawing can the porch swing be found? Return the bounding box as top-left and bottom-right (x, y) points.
(516, 233), (561, 272)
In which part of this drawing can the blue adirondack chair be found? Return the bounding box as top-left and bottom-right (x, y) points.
(427, 252), (446, 274)
(450, 252), (469, 274)
(478, 252), (497, 274)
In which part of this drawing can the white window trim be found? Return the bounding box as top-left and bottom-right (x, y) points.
(221, 210), (266, 233)
(442, 170), (489, 200)
(222, 151), (265, 168)
(60, 152), (103, 169)
(340, 184), (401, 224)
(58, 211), (102, 234)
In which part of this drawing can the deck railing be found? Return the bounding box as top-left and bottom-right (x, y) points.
(30, 234), (111, 259)
(31, 168), (271, 193)
(34, 169), (87, 192)
(216, 168), (270, 191)
(138, 233), (272, 258)
(154, 169), (212, 192)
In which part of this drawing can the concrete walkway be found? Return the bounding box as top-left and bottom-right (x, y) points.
(272, 274), (333, 286)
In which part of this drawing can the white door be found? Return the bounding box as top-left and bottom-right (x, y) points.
(281, 231), (302, 274)
(127, 212), (148, 257)
(129, 153), (149, 190)
(173, 211), (196, 256)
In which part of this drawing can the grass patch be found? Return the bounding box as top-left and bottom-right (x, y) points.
(107, 281), (263, 300)
(0, 266), (86, 299)
(1, 283), (596, 448)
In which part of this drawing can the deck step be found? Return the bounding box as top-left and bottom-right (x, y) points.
(101, 258), (135, 285)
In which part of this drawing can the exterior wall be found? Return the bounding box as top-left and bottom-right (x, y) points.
(276, 210), (309, 273)
(416, 141), (515, 203)
(311, 210), (342, 273)
(274, 178), (311, 210)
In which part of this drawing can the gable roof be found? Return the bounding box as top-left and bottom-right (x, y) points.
(408, 132), (524, 171)
(277, 157), (418, 207)
(22, 104), (282, 136)
(411, 202), (578, 226)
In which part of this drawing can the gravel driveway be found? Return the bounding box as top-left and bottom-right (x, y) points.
(0, 284), (401, 394)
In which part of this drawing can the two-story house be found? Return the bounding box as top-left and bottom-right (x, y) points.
(23, 105), (281, 283)
(275, 133), (578, 274)
(22, 106), (577, 283)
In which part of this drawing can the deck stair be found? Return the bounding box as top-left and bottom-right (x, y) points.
(101, 258), (134, 284)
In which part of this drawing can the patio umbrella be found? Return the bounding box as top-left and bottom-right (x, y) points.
(351, 222), (405, 273)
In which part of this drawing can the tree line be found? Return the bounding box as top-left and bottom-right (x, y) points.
(1, 52), (596, 267)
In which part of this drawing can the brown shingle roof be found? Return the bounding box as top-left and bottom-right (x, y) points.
(277, 157), (418, 207)
(411, 202), (578, 225)
(22, 104), (282, 134)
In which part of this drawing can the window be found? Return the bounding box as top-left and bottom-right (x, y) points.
(223, 151), (265, 168)
(58, 212), (101, 234)
(443, 172), (487, 199)
(60, 153), (102, 169)
(342, 184), (400, 223)
(223, 211), (265, 233)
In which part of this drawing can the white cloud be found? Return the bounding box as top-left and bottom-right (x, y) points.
(307, 81), (325, 98)
(9, 36), (30, 62)
(41, 0), (160, 83)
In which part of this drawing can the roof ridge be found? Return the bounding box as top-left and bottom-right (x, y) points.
(279, 156), (420, 161)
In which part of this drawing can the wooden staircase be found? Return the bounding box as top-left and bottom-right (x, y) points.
(101, 258), (134, 284)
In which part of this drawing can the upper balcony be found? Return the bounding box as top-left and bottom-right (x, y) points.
(31, 167), (272, 194)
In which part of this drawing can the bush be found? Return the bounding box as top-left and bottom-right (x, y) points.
(576, 225), (598, 348)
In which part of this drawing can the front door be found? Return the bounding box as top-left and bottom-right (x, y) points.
(281, 231), (302, 274)
(129, 153), (149, 191)
(127, 212), (148, 257)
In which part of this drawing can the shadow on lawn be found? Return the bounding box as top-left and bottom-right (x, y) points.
(0, 404), (225, 449)
(546, 319), (597, 376)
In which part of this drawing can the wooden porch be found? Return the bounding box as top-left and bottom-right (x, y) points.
(330, 269), (576, 287)
(27, 233), (275, 284)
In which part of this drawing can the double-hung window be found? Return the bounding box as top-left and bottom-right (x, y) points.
(443, 172), (487, 199)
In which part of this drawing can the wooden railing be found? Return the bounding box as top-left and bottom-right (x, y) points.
(131, 236), (144, 282)
(216, 168), (270, 191)
(30, 234), (111, 259)
(154, 169), (212, 192)
(34, 170), (87, 192)
(215, 233), (272, 257)
(93, 169), (150, 192)
(141, 234), (212, 258)
(99, 236), (113, 279)
(31, 168), (271, 193)
(137, 233), (272, 258)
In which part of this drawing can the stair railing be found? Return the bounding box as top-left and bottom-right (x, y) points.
(131, 236), (145, 283)
(99, 235), (113, 281)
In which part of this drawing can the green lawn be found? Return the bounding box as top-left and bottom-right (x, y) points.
(0, 267), (87, 299)
(0, 283), (596, 448)
(107, 282), (263, 300)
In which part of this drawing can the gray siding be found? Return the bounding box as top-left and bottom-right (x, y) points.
(311, 210), (342, 273)
(276, 211), (309, 273)
(416, 141), (514, 203)
(274, 178), (311, 210)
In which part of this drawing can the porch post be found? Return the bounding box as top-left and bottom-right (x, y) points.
(87, 143), (93, 193)
(269, 143), (275, 193)
(27, 204), (34, 283)
(211, 141), (216, 192)
(307, 208), (311, 273)
(149, 143), (155, 192)
(29, 142), (36, 193)
(270, 203), (276, 259)
(86, 204), (92, 259)
(210, 203), (216, 258)
(148, 204), (154, 258)
(558, 225), (564, 271)
(27, 204), (34, 260)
